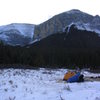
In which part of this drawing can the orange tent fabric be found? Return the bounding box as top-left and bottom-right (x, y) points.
(63, 71), (76, 81)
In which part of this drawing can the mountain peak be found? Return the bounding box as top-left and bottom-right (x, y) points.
(66, 9), (85, 14)
(65, 9), (93, 17)
(67, 9), (81, 12)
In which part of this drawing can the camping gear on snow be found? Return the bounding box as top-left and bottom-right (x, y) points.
(63, 71), (76, 81)
(67, 72), (80, 82)
(63, 71), (84, 83)
(78, 74), (84, 82)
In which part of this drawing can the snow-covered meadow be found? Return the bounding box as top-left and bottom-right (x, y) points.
(0, 68), (100, 100)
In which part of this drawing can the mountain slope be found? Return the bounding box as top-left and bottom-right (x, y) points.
(0, 23), (35, 46)
(1, 24), (100, 67)
(34, 9), (100, 40)
(33, 24), (100, 49)
(0, 9), (100, 46)
(29, 24), (100, 66)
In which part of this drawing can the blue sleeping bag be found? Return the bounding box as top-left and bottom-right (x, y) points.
(67, 72), (80, 83)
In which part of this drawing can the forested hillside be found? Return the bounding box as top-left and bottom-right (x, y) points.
(0, 25), (100, 69)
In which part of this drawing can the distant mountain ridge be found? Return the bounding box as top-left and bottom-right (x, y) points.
(0, 23), (34, 46)
(34, 9), (100, 40)
(0, 9), (100, 46)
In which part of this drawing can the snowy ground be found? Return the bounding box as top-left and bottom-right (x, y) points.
(0, 68), (100, 100)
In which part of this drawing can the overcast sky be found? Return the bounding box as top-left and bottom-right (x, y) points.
(0, 0), (99, 25)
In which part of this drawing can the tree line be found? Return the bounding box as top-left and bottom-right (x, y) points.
(0, 41), (100, 69)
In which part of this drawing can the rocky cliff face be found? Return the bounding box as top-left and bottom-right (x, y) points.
(34, 9), (100, 40)
(34, 9), (93, 39)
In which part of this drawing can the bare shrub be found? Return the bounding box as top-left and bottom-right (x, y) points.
(63, 85), (72, 92)
(9, 80), (13, 84)
(4, 88), (8, 92)
(60, 95), (64, 100)
(9, 96), (16, 100)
